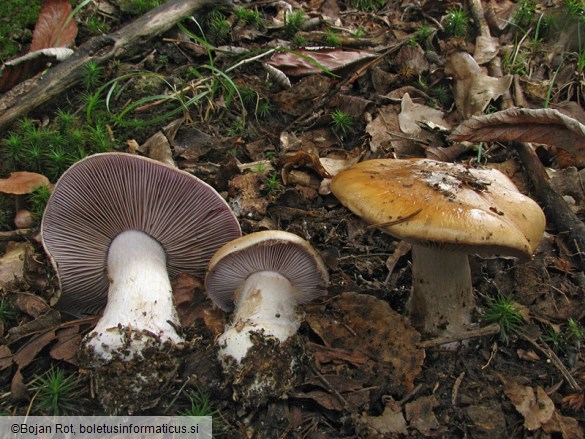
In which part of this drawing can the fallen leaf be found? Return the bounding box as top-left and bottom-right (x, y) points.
(30, 0), (78, 51)
(542, 411), (584, 439)
(359, 400), (408, 435)
(448, 108), (585, 155)
(10, 369), (29, 403)
(504, 379), (555, 431)
(305, 292), (424, 390)
(0, 243), (28, 292)
(50, 325), (82, 365)
(0, 330), (57, 371)
(9, 292), (50, 319)
(474, 35), (499, 64)
(266, 49), (377, 76)
(398, 93), (451, 136)
(405, 396), (441, 436)
(138, 131), (176, 168)
(445, 52), (512, 119)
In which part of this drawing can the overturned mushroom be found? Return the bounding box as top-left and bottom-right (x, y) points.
(205, 230), (328, 404)
(331, 158), (545, 338)
(41, 152), (241, 412)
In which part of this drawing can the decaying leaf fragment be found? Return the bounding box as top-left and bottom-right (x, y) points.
(445, 52), (512, 119)
(398, 92), (451, 136)
(305, 292), (424, 390)
(504, 379), (555, 431)
(448, 107), (585, 155)
(266, 49), (377, 76)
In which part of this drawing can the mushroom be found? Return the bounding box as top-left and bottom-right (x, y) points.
(205, 230), (328, 404)
(331, 158), (545, 338)
(0, 171), (50, 225)
(41, 152), (241, 412)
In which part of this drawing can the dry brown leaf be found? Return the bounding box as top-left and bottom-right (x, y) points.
(9, 292), (50, 318)
(0, 242), (27, 292)
(445, 52), (512, 118)
(172, 272), (206, 329)
(266, 49), (377, 76)
(49, 325), (81, 365)
(448, 108), (585, 155)
(305, 293), (424, 390)
(504, 379), (555, 431)
(542, 411), (584, 439)
(31, 0), (78, 50)
(359, 400), (408, 435)
(366, 104), (424, 156)
(138, 131), (176, 168)
(405, 396), (441, 436)
(0, 330), (57, 371)
(474, 35), (499, 64)
(398, 93), (450, 136)
(10, 369), (29, 403)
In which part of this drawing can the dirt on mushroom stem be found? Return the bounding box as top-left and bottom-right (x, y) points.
(79, 328), (186, 415)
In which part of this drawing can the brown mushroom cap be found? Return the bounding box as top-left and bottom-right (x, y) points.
(41, 152), (242, 316)
(0, 172), (50, 194)
(331, 158), (545, 258)
(205, 230), (329, 312)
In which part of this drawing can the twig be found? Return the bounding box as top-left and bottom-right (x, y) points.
(518, 329), (581, 391)
(0, 229), (34, 241)
(451, 372), (465, 406)
(309, 362), (351, 411)
(417, 323), (501, 348)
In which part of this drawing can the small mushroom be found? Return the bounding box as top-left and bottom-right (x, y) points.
(0, 171), (50, 213)
(205, 230), (328, 404)
(41, 152), (242, 412)
(331, 158), (546, 338)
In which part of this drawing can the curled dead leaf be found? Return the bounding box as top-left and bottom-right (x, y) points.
(448, 107), (585, 155)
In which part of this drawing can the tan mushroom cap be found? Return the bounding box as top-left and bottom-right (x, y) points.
(206, 230), (329, 312)
(0, 172), (50, 194)
(331, 158), (546, 259)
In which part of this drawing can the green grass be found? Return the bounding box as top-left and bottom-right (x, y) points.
(0, 0), (41, 61)
(27, 185), (52, 221)
(263, 172), (280, 193)
(443, 7), (469, 38)
(284, 10), (306, 36)
(32, 368), (82, 416)
(234, 7), (263, 28)
(325, 28), (341, 47)
(330, 109), (354, 135)
(0, 297), (17, 326)
(350, 0), (386, 12)
(480, 294), (525, 344)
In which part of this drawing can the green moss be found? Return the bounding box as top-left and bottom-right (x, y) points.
(0, 0), (41, 60)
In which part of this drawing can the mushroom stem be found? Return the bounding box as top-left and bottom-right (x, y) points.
(84, 230), (183, 362)
(409, 245), (474, 336)
(218, 271), (300, 364)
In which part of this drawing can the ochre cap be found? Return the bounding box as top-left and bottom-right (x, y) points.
(331, 158), (545, 259)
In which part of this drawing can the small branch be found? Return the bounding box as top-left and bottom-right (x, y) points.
(518, 329), (581, 391)
(0, 229), (34, 241)
(417, 323), (501, 349)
